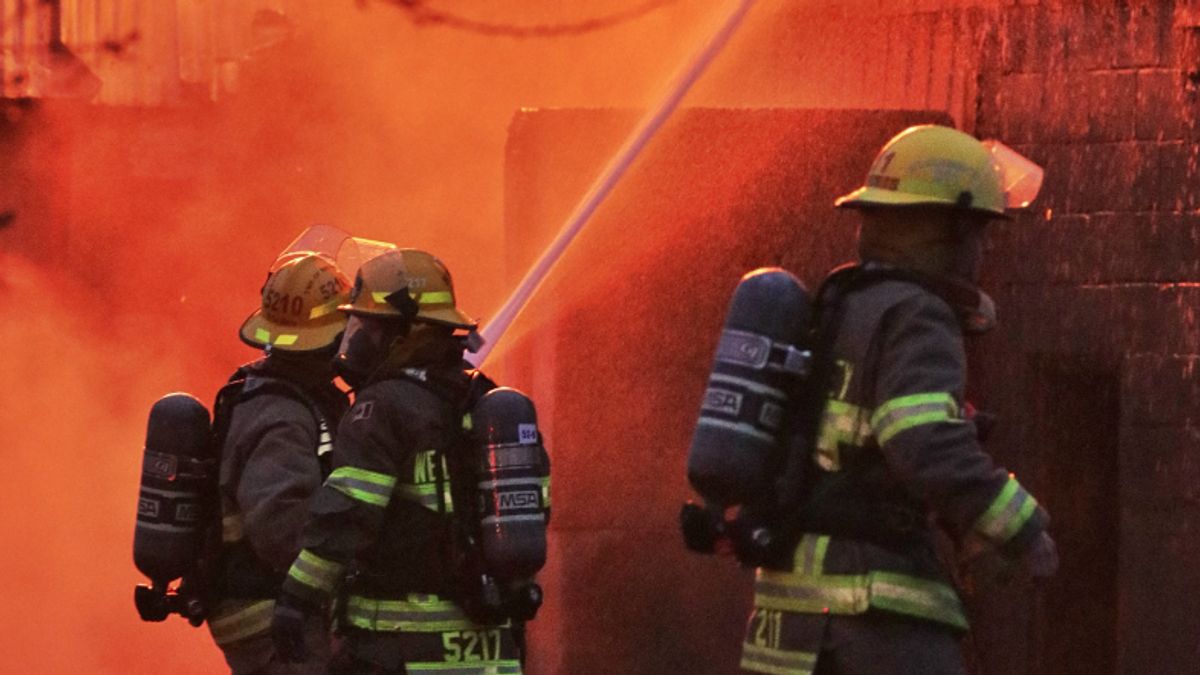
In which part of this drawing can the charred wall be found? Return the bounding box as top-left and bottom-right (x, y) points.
(504, 3), (1200, 674)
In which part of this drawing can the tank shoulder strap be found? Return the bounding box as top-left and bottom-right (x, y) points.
(212, 367), (335, 477)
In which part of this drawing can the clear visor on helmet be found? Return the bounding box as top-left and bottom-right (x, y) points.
(275, 224), (396, 279)
(982, 140), (1044, 210)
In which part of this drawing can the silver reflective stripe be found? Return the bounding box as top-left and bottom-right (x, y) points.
(135, 521), (196, 533)
(754, 577), (870, 614)
(208, 600), (274, 646)
(696, 417), (775, 443)
(397, 483), (454, 512)
(480, 445), (542, 467)
(405, 663), (522, 674)
(317, 422), (333, 456)
(481, 514), (545, 525)
(139, 486), (196, 499)
(345, 595), (485, 632)
(740, 642), (817, 675)
(476, 477), (542, 489)
(974, 477), (1037, 542)
(708, 372), (788, 400)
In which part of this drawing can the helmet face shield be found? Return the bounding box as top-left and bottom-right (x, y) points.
(982, 140), (1044, 209)
(276, 224), (397, 279)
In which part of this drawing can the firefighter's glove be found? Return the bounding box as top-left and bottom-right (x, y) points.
(504, 582), (543, 622)
(271, 591), (314, 664)
(1022, 531), (1059, 580)
(680, 502), (722, 554)
(726, 515), (778, 568)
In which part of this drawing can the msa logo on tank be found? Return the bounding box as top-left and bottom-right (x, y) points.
(471, 388), (549, 583)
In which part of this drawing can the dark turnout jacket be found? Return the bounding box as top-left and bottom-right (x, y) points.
(282, 362), (523, 673)
(741, 269), (1048, 674)
(206, 358), (347, 654)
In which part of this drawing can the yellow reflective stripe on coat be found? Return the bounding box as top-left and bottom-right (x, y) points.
(405, 662), (522, 674)
(540, 476), (551, 509)
(287, 549), (345, 594)
(222, 513), (244, 543)
(973, 475), (1038, 543)
(815, 399), (872, 471)
(740, 642), (817, 675)
(397, 482), (455, 513)
(345, 595), (499, 633)
(754, 534), (968, 630)
(870, 392), (961, 445)
(208, 599), (275, 646)
(326, 466), (397, 507)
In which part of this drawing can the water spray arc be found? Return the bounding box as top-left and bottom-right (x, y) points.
(468, 0), (758, 366)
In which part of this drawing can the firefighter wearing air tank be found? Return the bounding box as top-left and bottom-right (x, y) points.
(271, 248), (548, 674)
(207, 252), (353, 674)
(685, 125), (1059, 674)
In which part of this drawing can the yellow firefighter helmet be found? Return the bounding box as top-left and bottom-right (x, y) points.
(239, 252), (351, 351)
(339, 248), (476, 330)
(835, 124), (1008, 217)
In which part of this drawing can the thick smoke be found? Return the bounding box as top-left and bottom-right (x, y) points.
(0, 2), (734, 672)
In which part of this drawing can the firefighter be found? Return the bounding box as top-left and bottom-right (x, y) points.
(271, 248), (524, 674)
(737, 125), (1058, 675)
(206, 251), (352, 674)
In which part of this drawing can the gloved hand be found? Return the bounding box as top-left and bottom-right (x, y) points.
(725, 514), (778, 569)
(679, 502), (722, 554)
(271, 591), (314, 664)
(1021, 531), (1059, 579)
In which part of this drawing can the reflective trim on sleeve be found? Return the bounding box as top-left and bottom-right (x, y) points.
(345, 595), (502, 633)
(870, 392), (962, 445)
(287, 549), (345, 594)
(740, 642), (817, 675)
(326, 466), (397, 508)
(221, 513), (244, 543)
(208, 599), (275, 646)
(973, 475), (1039, 543)
(540, 476), (551, 509)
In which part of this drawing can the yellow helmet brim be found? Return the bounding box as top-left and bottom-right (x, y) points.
(416, 306), (477, 330)
(835, 186), (958, 209)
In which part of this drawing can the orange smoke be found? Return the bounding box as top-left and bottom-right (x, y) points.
(0, 2), (736, 672)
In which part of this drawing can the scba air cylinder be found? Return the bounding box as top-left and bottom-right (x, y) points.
(470, 387), (548, 582)
(687, 268), (812, 507)
(133, 393), (214, 590)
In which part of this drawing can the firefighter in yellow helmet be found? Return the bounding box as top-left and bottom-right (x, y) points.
(734, 125), (1057, 674)
(272, 249), (527, 674)
(206, 252), (352, 674)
